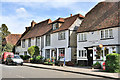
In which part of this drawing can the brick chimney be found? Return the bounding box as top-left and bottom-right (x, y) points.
(31, 20), (36, 27)
(70, 14), (72, 17)
(25, 27), (30, 31)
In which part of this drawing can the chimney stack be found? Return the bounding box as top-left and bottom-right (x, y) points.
(70, 14), (72, 17)
(31, 20), (36, 27)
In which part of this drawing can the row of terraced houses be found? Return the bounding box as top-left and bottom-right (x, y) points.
(15, 2), (120, 66)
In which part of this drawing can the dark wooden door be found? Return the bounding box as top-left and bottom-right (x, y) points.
(87, 50), (93, 66)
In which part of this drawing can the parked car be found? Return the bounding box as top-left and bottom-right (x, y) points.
(5, 55), (23, 66)
(1, 52), (14, 64)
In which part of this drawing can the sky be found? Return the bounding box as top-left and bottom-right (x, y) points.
(0, 0), (102, 34)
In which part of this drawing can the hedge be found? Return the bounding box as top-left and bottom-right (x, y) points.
(105, 53), (120, 73)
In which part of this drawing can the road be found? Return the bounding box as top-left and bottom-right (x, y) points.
(0, 64), (111, 79)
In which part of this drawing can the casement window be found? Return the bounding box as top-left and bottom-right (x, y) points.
(101, 29), (113, 39)
(105, 30), (109, 38)
(22, 39), (25, 48)
(79, 50), (87, 58)
(59, 48), (65, 58)
(79, 33), (87, 41)
(45, 49), (50, 58)
(36, 37), (40, 46)
(46, 35), (50, 46)
(109, 29), (113, 38)
(101, 30), (104, 39)
(58, 31), (65, 40)
(28, 38), (31, 47)
(53, 23), (59, 30)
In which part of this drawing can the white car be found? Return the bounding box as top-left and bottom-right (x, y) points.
(6, 55), (23, 66)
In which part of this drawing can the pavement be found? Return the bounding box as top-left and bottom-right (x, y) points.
(23, 63), (119, 79)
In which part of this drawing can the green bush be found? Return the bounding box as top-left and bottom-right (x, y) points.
(92, 61), (101, 69)
(28, 46), (40, 57)
(21, 55), (30, 60)
(20, 55), (23, 59)
(35, 56), (43, 60)
(105, 53), (120, 73)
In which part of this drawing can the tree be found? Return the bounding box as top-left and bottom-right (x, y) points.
(28, 46), (40, 57)
(1, 24), (11, 40)
(1, 24), (11, 53)
(3, 43), (13, 52)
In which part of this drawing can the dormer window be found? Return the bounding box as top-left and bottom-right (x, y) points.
(53, 23), (59, 30)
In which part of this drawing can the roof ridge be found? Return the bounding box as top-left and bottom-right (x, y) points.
(64, 13), (84, 20)
(37, 18), (52, 24)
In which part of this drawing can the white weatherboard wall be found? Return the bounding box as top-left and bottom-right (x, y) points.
(77, 27), (119, 61)
(19, 37), (41, 55)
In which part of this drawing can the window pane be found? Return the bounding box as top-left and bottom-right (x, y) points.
(105, 30), (108, 38)
(84, 34), (87, 40)
(101, 30), (104, 38)
(109, 29), (113, 38)
(79, 34), (80, 41)
(58, 32), (65, 40)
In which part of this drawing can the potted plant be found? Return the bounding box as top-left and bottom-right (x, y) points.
(92, 61), (101, 69)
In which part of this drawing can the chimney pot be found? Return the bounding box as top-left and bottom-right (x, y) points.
(31, 20), (36, 27)
(70, 14), (72, 16)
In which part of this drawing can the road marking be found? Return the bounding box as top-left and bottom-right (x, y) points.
(16, 75), (25, 78)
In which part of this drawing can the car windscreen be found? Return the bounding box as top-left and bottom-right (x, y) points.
(13, 56), (21, 59)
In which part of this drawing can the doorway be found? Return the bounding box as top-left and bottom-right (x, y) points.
(87, 49), (93, 66)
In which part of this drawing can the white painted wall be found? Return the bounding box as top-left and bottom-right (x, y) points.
(77, 27), (119, 61)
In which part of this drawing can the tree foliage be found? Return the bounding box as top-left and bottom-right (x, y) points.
(28, 46), (40, 57)
(1, 24), (11, 39)
(3, 43), (13, 52)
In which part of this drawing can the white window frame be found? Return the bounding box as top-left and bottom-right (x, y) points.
(22, 39), (25, 48)
(79, 33), (87, 41)
(109, 29), (113, 38)
(101, 29), (113, 39)
(46, 35), (50, 46)
(58, 31), (65, 40)
(79, 50), (87, 58)
(36, 37), (40, 46)
(28, 38), (31, 47)
(53, 23), (59, 30)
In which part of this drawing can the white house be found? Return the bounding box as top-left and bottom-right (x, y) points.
(15, 14), (84, 63)
(43, 14), (84, 62)
(77, 2), (120, 66)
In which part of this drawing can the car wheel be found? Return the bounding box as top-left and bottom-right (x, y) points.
(21, 63), (23, 66)
(15, 63), (18, 66)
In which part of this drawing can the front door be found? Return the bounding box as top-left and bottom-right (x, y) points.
(87, 49), (93, 66)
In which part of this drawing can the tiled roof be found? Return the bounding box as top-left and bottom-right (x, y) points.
(3, 34), (22, 45)
(51, 18), (65, 23)
(52, 14), (84, 33)
(77, 2), (120, 33)
(16, 27), (31, 46)
(21, 14), (84, 39)
(21, 19), (52, 40)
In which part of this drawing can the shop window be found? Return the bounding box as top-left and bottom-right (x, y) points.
(59, 48), (65, 58)
(96, 47), (103, 59)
